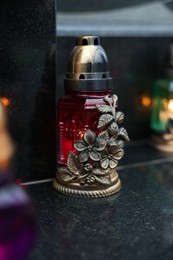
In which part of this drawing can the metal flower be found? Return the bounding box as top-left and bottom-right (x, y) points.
(100, 142), (124, 169)
(74, 129), (107, 163)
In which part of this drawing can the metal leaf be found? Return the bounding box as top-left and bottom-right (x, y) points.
(109, 157), (118, 169)
(97, 114), (114, 129)
(94, 138), (107, 151)
(100, 157), (109, 169)
(74, 140), (87, 152)
(98, 130), (109, 141)
(116, 111), (124, 123)
(94, 175), (111, 185)
(118, 127), (130, 142)
(113, 149), (124, 160)
(109, 144), (119, 156)
(112, 95), (118, 107)
(67, 151), (82, 175)
(103, 95), (111, 105)
(89, 150), (101, 161)
(79, 150), (89, 163)
(108, 122), (118, 137)
(96, 104), (112, 114)
(83, 129), (96, 146)
(59, 167), (76, 183)
(117, 140), (125, 149)
(93, 167), (110, 176)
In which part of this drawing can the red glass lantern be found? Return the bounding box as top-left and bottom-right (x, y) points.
(57, 36), (112, 165)
(54, 36), (129, 197)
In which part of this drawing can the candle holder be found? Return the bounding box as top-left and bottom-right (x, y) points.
(151, 40), (173, 152)
(54, 36), (129, 197)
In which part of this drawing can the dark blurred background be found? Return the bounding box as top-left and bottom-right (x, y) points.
(57, 0), (158, 12)
(0, 0), (56, 181)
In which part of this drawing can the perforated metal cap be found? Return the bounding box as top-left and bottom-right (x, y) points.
(64, 36), (113, 92)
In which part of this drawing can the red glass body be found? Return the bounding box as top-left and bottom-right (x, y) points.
(57, 91), (111, 165)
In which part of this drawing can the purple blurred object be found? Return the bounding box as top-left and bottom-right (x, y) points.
(0, 182), (36, 260)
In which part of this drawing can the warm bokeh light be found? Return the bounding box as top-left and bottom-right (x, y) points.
(0, 97), (10, 107)
(141, 95), (152, 107)
(77, 128), (87, 139)
(168, 99), (173, 112)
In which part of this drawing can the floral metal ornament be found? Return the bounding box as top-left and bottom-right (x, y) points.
(74, 130), (107, 163)
(54, 95), (130, 197)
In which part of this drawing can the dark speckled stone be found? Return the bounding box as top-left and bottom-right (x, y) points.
(119, 141), (173, 167)
(28, 156), (173, 260)
(0, 0), (55, 182)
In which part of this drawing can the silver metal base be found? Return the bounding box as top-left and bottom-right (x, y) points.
(53, 169), (121, 198)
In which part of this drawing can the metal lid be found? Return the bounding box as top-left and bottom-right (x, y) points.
(64, 36), (113, 92)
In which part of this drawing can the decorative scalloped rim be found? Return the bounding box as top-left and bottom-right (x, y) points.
(53, 178), (121, 198)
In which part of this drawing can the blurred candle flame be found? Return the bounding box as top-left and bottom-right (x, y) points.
(168, 99), (173, 120)
(141, 95), (152, 108)
(168, 99), (173, 112)
(77, 128), (87, 139)
(0, 97), (10, 107)
(0, 101), (14, 171)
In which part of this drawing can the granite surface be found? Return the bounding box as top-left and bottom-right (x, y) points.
(27, 144), (173, 260)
